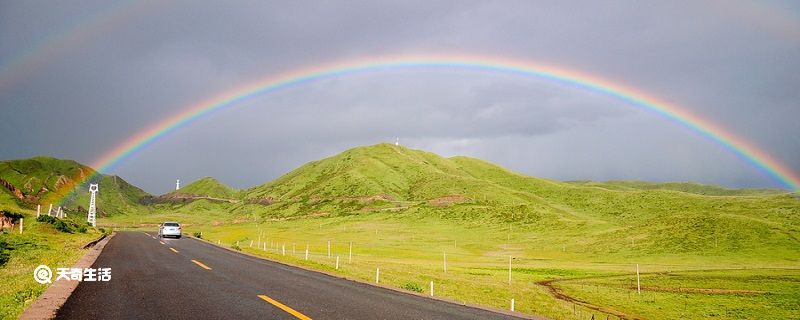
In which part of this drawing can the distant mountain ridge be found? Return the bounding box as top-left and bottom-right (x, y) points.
(0, 145), (793, 218)
(144, 177), (240, 204)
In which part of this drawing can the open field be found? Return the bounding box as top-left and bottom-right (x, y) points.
(105, 210), (800, 320)
(6, 147), (800, 318)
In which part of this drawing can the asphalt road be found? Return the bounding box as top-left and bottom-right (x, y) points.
(57, 231), (527, 319)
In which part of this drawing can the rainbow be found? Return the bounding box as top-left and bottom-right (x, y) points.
(0, 1), (153, 90)
(59, 54), (799, 203)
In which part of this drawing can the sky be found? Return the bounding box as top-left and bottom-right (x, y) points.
(1, 1), (798, 194)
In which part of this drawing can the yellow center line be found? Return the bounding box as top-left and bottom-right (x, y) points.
(169, 247), (179, 253)
(159, 241), (166, 245)
(257, 294), (312, 320)
(191, 259), (212, 270)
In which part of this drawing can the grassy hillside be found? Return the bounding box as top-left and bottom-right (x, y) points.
(568, 180), (786, 196)
(6, 145), (797, 319)
(232, 144), (798, 262)
(167, 177), (238, 199)
(0, 157), (149, 216)
(113, 143), (798, 264)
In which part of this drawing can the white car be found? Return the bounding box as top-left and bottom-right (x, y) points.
(158, 222), (182, 238)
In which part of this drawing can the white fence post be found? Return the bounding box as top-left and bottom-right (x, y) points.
(509, 256), (512, 284)
(282, 244), (285, 255)
(376, 267), (380, 283)
(305, 243), (309, 260)
(37, 205), (40, 217)
(336, 256), (339, 270)
(443, 252), (447, 273)
(511, 298), (515, 311)
(328, 240), (331, 258)
(430, 281), (434, 296)
(250, 240), (253, 247)
(637, 264), (641, 294)
(349, 241), (352, 263)
(19, 218), (23, 234)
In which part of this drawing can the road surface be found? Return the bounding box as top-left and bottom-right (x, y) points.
(57, 232), (527, 319)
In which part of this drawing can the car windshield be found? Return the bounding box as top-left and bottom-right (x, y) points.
(164, 223), (179, 227)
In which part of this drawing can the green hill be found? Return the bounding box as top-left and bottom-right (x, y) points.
(233, 143), (799, 258)
(149, 177), (239, 204)
(0, 157), (149, 216)
(99, 143), (799, 320)
(243, 143), (553, 202)
(567, 180), (785, 196)
(173, 177), (238, 198)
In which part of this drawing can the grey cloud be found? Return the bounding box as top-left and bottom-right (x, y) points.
(1, 1), (798, 193)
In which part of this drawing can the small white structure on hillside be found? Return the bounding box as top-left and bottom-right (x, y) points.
(176, 179), (180, 190)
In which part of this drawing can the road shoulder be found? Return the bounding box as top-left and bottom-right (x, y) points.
(19, 233), (115, 320)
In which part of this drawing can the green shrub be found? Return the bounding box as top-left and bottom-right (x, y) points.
(0, 238), (10, 266)
(77, 226), (88, 233)
(231, 244), (241, 251)
(193, 231), (202, 238)
(36, 215), (56, 224)
(401, 282), (423, 293)
(53, 220), (73, 233)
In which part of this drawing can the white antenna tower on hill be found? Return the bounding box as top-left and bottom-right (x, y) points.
(87, 184), (98, 227)
(176, 179), (180, 190)
(395, 138), (399, 146)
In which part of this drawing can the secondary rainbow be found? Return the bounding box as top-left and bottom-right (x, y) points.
(60, 54), (800, 203)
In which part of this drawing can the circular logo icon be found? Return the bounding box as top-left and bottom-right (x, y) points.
(33, 265), (52, 284)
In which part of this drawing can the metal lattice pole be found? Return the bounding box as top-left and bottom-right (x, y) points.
(87, 184), (99, 227)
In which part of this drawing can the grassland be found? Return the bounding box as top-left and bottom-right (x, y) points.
(5, 145), (799, 319)
(0, 207), (106, 319)
(105, 204), (799, 320)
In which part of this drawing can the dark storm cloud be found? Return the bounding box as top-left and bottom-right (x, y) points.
(1, 1), (798, 193)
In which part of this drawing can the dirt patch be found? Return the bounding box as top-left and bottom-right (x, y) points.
(634, 286), (766, 295)
(266, 211), (330, 221)
(537, 279), (638, 320)
(428, 195), (470, 207)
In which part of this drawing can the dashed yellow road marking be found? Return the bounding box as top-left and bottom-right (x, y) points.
(169, 247), (179, 253)
(257, 294), (312, 320)
(191, 259), (212, 270)
(159, 241), (166, 245)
